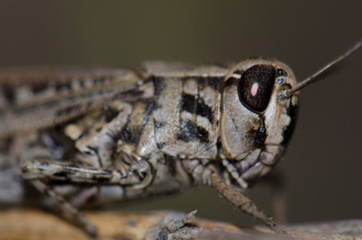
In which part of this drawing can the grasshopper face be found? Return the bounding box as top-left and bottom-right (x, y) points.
(220, 59), (299, 188)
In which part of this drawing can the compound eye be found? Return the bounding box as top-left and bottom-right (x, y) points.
(238, 65), (276, 112)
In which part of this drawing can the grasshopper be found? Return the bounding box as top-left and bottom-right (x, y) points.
(0, 40), (360, 238)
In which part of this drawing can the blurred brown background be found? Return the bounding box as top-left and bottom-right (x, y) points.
(0, 1), (361, 226)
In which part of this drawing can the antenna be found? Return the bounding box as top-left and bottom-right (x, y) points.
(281, 38), (362, 98)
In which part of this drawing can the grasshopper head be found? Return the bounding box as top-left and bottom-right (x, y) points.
(220, 59), (299, 188)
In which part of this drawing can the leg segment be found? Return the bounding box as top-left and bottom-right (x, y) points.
(182, 160), (290, 237)
(21, 158), (152, 187)
(210, 173), (289, 236)
(30, 179), (98, 237)
(21, 155), (153, 238)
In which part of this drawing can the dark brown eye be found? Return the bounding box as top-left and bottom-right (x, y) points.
(238, 65), (276, 112)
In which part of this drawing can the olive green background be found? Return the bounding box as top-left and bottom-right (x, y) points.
(0, 1), (361, 226)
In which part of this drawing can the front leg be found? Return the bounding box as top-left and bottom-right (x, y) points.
(183, 159), (290, 237)
(209, 173), (289, 235)
(20, 155), (153, 238)
(21, 158), (152, 187)
(30, 179), (98, 238)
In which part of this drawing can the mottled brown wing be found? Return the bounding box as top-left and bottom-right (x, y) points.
(0, 67), (141, 137)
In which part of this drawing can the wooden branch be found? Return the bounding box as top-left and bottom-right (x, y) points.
(0, 208), (360, 240)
